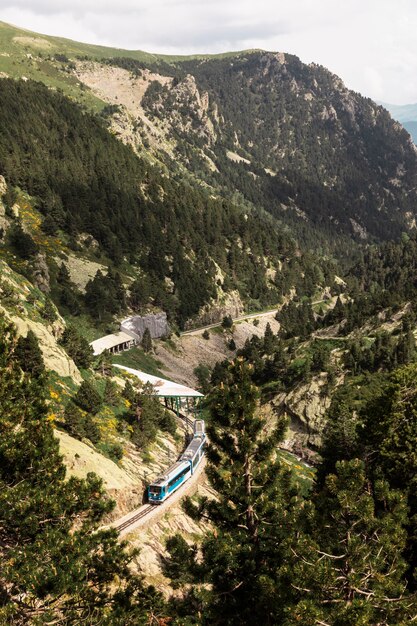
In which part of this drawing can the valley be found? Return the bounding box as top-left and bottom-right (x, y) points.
(2, 17), (417, 625)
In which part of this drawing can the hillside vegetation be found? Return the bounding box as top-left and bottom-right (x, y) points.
(0, 77), (336, 328)
(4, 19), (417, 625)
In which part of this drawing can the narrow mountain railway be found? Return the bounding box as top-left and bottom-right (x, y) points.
(147, 420), (205, 504)
(176, 410), (194, 430)
(114, 506), (154, 533)
(111, 419), (206, 534)
(110, 367), (314, 535)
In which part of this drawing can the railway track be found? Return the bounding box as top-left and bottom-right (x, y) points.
(114, 505), (154, 533)
(177, 411), (194, 429)
(112, 414), (202, 535)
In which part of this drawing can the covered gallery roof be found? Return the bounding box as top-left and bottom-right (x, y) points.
(114, 364), (203, 398)
(90, 332), (135, 356)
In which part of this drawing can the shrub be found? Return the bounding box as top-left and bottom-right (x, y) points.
(83, 414), (101, 444)
(101, 442), (124, 462)
(60, 325), (93, 368)
(14, 330), (45, 378)
(41, 298), (58, 323)
(141, 328), (153, 352)
(74, 380), (102, 415)
(194, 363), (211, 394)
(221, 315), (233, 329)
(8, 222), (39, 259)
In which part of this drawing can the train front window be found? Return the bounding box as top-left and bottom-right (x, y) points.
(149, 486), (162, 495)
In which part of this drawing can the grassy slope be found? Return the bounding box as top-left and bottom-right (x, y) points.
(0, 20), (261, 113)
(0, 20), (261, 62)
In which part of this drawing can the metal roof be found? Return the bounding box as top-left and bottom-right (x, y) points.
(114, 364), (203, 398)
(90, 332), (135, 356)
(150, 460), (189, 485)
(180, 437), (204, 461)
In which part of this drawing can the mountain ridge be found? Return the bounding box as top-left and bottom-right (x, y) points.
(1, 20), (417, 328)
(380, 101), (417, 143)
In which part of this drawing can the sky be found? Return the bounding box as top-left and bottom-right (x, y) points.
(0, 0), (416, 104)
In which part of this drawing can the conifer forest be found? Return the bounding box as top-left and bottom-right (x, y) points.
(2, 16), (417, 626)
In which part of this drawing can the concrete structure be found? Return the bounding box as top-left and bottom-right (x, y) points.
(114, 365), (203, 398)
(90, 332), (137, 356)
(121, 313), (169, 341)
(90, 313), (169, 356)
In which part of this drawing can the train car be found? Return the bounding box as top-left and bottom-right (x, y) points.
(148, 420), (206, 504)
(148, 460), (192, 504)
(180, 432), (205, 474)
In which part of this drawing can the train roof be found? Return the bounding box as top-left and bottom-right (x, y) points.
(180, 436), (205, 461)
(149, 460), (189, 486)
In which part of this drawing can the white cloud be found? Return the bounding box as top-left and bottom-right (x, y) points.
(0, 0), (416, 103)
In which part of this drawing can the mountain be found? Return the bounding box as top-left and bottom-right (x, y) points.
(380, 101), (417, 143)
(0, 21), (417, 248)
(1, 78), (311, 328)
(402, 120), (417, 143)
(5, 21), (417, 623)
(2, 21), (417, 332)
(380, 102), (417, 123)
(73, 52), (417, 243)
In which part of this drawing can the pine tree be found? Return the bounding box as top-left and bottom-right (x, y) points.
(64, 400), (86, 439)
(128, 383), (165, 449)
(285, 460), (414, 625)
(74, 380), (102, 415)
(60, 324), (93, 368)
(221, 314), (233, 329)
(104, 378), (119, 406)
(0, 315), (164, 623)
(263, 321), (275, 354)
(122, 379), (136, 404)
(129, 275), (151, 311)
(169, 358), (296, 624)
(40, 297), (58, 323)
(94, 349), (113, 376)
(332, 295), (345, 322)
(14, 330), (45, 378)
(57, 262), (71, 285)
(83, 413), (101, 444)
(141, 328), (152, 353)
(8, 221), (39, 259)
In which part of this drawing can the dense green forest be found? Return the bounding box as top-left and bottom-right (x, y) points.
(4, 25), (417, 624)
(0, 315), (167, 624)
(6, 322), (417, 624)
(161, 359), (417, 625)
(0, 78), (337, 326)
(138, 51), (417, 243)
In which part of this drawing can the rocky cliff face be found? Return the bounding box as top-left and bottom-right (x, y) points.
(275, 374), (336, 456)
(71, 51), (417, 243)
(0, 260), (82, 382)
(183, 290), (244, 330)
(121, 312), (169, 340)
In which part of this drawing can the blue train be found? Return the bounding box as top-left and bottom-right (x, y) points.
(147, 420), (206, 504)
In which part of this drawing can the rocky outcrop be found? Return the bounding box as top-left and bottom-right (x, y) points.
(0, 259), (82, 382)
(184, 290), (244, 329)
(9, 314), (82, 382)
(32, 253), (51, 293)
(121, 312), (169, 340)
(275, 373), (335, 452)
(55, 254), (107, 293)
